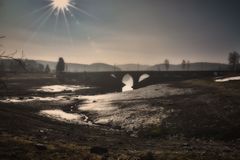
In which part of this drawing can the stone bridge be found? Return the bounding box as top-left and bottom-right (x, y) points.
(60, 71), (228, 91)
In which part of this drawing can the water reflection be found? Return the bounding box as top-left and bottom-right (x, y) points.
(122, 74), (134, 92)
(215, 76), (240, 82)
(40, 109), (91, 125)
(0, 96), (66, 103)
(36, 85), (90, 93)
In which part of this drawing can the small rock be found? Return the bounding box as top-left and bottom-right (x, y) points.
(117, 154), (129, 160)
(182, 143), (189, 147)
(39, 129), (44, 133)
(90, 146), (108, 155)
(140, 152), (155, 160)
(223, 147), (232, 153)
(130, 133), (138, 138)
(35, 143), (47, 150)
(112, 126), (121, 130)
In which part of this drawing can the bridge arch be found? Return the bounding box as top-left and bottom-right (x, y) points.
(110, 72), (151, 90)
(122, 74), (134, 92)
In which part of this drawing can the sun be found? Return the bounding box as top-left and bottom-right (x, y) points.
(50, 0), (71, 11)
(25, 0), (96, 47)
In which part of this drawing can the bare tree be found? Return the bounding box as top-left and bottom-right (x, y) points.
(181, 60), (186, 70)
(228, 51), (240, 72)
(56, 57), (65, 73)
(164, 59), (170, 71)
(45, 65), (51, 73)
(0, 35), (25, 66)
(0, 35), (26, 89)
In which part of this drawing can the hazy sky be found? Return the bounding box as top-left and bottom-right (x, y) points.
(0, 0), (240, 64)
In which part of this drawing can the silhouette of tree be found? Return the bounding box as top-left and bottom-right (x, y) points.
(45, 65), (51, 73)
(0, 36), (25, 70)
(56, 57), (65, 73)
(164, 59), (170, 71)
(228, 51), (240, 71)
(181, 60), (186, 70)
(38, 63), (44, 72)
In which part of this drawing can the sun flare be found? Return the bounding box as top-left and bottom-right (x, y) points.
(50, 0), (71, 11)
(24, 0), (95, 48)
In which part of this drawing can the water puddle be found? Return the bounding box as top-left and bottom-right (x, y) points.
(80, 101), (117, 112)
(36, 85), (90, 93)
(39, 109), (92, 125)
(1, 83), (192, 132)
(0, 96), (68, 103)
(215, 76), (240, 82)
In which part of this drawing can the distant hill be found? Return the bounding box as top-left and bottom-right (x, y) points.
(36, 60), (121, 72)
(117, 64), (151, 71)
(149, 62), (230, 71)
(37, 60), (230, 72)
(1, 59), (230, 73)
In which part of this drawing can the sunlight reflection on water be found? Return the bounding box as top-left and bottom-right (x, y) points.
(36, 85), (90, 93)
(0, 96), (66, 103)
(40, 109), (91, 125)
(215, 76), (240, 82)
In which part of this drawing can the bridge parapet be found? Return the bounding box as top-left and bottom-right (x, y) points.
(59, 71), (230, 91)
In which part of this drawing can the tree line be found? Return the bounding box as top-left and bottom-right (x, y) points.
(0, 59), (51, 73)
(163, 59), (191, 71)
(162, 51), (240, 71)
(0, 34), (51, 74)
(1, 33), (240, 73)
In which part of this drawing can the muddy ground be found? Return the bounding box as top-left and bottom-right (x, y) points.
(0, 73), (240, 160)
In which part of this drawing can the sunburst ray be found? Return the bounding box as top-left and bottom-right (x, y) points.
(23, 0), (97, 49)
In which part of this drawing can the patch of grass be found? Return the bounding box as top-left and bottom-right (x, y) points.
(0, 133), (91, 160)
(138, 126), (168, 138)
